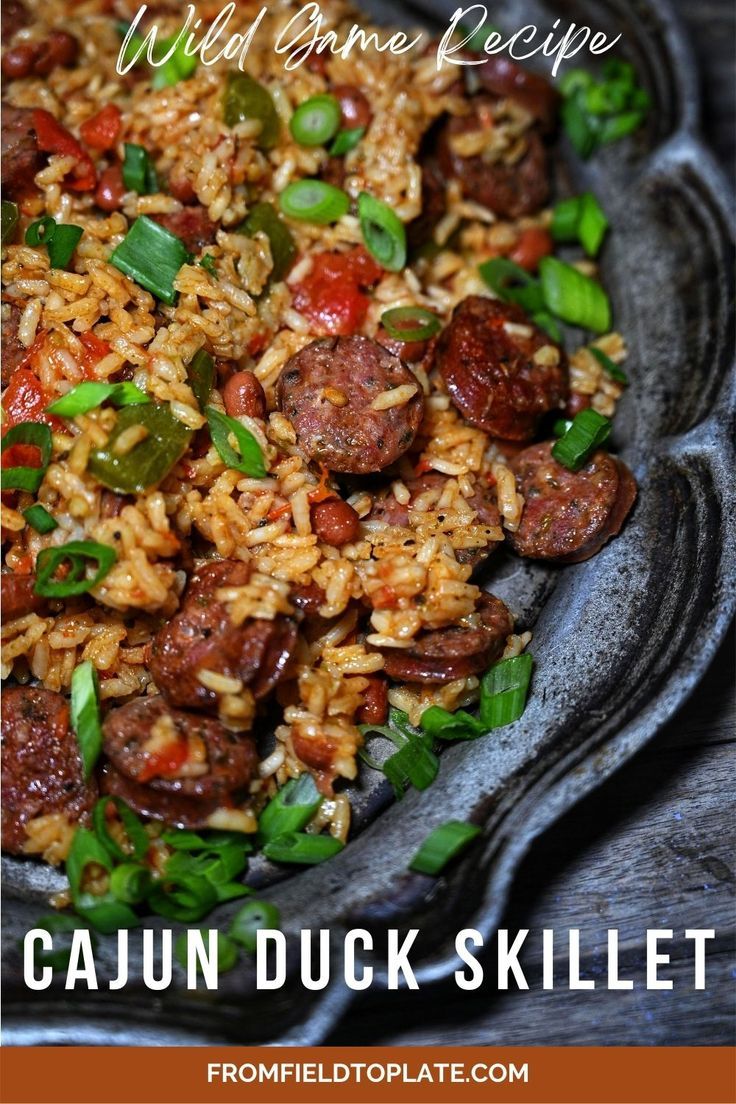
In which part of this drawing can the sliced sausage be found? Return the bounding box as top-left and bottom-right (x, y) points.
(477, 57), (559, 134)
(149, 559), (298, 710)
(99, 762), (232, 830)
(278, 336), (424, 475)
(436, 96), (550, 219)
(377, 592), (513, 684)
(152, 205), (216, 252)
(1, 686), (96, 854)
(222, 370), (266, 420)
(311, 498), (360, 546)
(435, 296), (568, 440)
(103, 695), (257, 799)
(1, 105), (42, 201)
(507, 442), (637, 563)
(407, 155), (447, 251)
(356, 676), (388, 725)
(1, 299), (27, 384)
(1, 573), (46, 621)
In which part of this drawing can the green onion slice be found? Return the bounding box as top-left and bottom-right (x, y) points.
(34, 539), (117, 598)
(551, 407), (612, 471)
(478, 257), (545, 313)
(419, 705), (485, 741)
(174, 929), (239, 973)
(25, 217), (82, 268)
(22, 504), (58, 534)
(199, 253), (217, 277)
(46, 380), (149, 417)
(358, 192), (406, 272)
(110, 863), (152, 904)
(380, 306), (441, 343)
(109, 216), (191, 305)
(151, 28), (197, 89)
(71, 661), (103, 778)
(329, 126), (365, 156)
(539, 256), (611, 333)
(92, 795), (149, 863)
(224, 72), (280, 150)
(550, 196), (582, 241)
(279, 179), (349, 225)
(30, 913), (97, 971)
(2, 200), (19, 245)
(383, 732), (439, 798)
(590, 345), (628, 385)
(238, 201), (297, 283)
(87, 402), (192, 494)
(186, 348), (215, 412)
(162, 828), (253, 853)
(229, 899), (280, 952)
(1, 422), (52, 493)
(122, 143), (159, 195)
(290, 94), (341, 147)
(206, 406), (266, 478)
(262, 831), (344, 865)
(409, 820), (481, 876)
(25, 217), (56, 247)
(258, 773), (322, 843)
(147, 872), (218, 923)
(532, 311), (563, 342)
(553, 417), (573, 438)
(480, 653), (534, 729)
(578, 193), (609, 257)
(65, 826), (139, 933)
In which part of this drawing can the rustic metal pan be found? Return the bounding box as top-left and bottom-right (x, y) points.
(2, 0), (734, 1047)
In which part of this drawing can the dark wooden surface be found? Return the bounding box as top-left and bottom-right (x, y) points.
(328, 0), (736, 1047)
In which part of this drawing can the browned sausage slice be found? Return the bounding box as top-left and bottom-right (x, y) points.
(99, 762), (235, 830)
(378, 592), (512, 684)
(477, 57), (559, 134)
(278, 336), (424, 474)
(1, 573), (46, 621)
(103, 695), (257, 799)
(152, 205), (216, 252)
(507, 442), (637, 563)
(435, 296), (568, 440)
(1, 105), (42, 201)
(149, 559), (297, 710)
(1, 686), (96, 854)
(1, 300), (26, 384)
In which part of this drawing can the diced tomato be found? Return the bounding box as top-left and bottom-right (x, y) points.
(307, 464), (335, 505)
(507, 226), (553, 272)
(266, 501), (292, 522)
(1, 441), (42, 469)
(78, 331), (111, 376)
(247, 330), (269, 357)
(292, 246), (383, 336)
(32, 108), (96, 192)
(372, 584), (399, 610)
(79, 104), (122, 152)
(1, 368), (58, 428)
(137, 740), (189, 783)
(414, 456), (434, 476)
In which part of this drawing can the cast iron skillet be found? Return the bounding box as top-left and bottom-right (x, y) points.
(2, 0), (734, 1046)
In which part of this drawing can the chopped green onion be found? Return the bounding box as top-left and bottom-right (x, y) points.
(329, 126), (365, 156)
(66, 827), (139, 933)
(358, 192), (406, 272)
(150, 29), (197, 90)
(480, 653), (534, 729)
(290, 94), (341, 147)
(25, 217), (56, 247)
(22, 504), (58, 534)
(165, 844), (248, 888)
(553, 417), (573, 437)
(122, 143), (159, 195)
(174, 929), (239, 973)
(532, 311), (563, 342)
(1, 422), (52, 493)
(229, 900), (280, 952)
(539, 257), (611, 333)
(258, 774), (322, 843)
(110, 863), (152, 904)
(70, 661), (103, 779)
(2, 200), (19, 245)
(551, 193), (609, 257)
(550, 196), (581, 241)
(560, 63), (649, 159)
(409, 820), (481, 876)
(109, 216), (191, 305)
(478, 257), (545, 313)
(147, 872), (218, 923)
(34, 539), (117, 598)
(279, 179), (349, 225)
(47, 380), (149, 417)
(551, 408), (612, 470)
(186, 348), (215, 412)
(30, 913), (97, 971)
(380, 306), (441, 343)
(87, 402), (192, 493)
(224, 72), (280, 150)
(199, 253), (217, 277)
(162, 828), (253, 853)
(419, 705), (485, 741)
(590, 345), (628, 385)
(383, 732), (439, 798)
(206, 406), (266, 478)
(262, 831), (344, 865)
(92, 796), (149, 863)
(238, 201), (297, 283)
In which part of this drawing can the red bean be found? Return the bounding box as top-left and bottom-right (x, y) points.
(1, 43), (38, 80)
(32, 31), (78, 76)
(332, 84), (373, 130)
(311, 498), (360, 546)
(356, 677), (388, 725)
(222, 370), (266, 420)
(566, 391), (592, 417)
(94, 165), (126, 212)
(508, 226), (553, 272)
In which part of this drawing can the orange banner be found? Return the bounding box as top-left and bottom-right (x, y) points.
(1, 1046), (734, 1104)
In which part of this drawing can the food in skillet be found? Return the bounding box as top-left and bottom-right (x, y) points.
(1, 0), (642, 931)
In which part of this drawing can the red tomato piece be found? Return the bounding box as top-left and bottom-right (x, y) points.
(79, 104), (122, 152)
(1, 367), (58, 428)
(78, 331), (112, 375)
(507, 226), (553, 272)
(32, 108), (96, 192)
(292, 246), (383, 336)
(137, 740), (189, 783)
